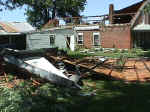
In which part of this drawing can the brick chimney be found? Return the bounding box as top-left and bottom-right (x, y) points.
(109, 4), (114, 24)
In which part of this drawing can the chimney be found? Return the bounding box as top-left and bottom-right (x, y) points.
(109, 4), (114, 24)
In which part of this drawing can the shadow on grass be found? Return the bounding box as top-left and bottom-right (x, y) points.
(1, 78), (150, 112)
(67, 80), (150, 112)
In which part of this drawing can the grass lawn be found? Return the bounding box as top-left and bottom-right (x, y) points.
(1, 75), (150, 112)
(67, 48), (150, 59)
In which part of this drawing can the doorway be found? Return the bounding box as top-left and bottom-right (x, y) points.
(66, 36), (71, 49)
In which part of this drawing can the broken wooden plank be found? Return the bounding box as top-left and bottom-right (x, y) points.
(48, 55), (126, 81)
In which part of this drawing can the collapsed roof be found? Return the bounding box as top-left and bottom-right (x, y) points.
(113, 1), (144, 24)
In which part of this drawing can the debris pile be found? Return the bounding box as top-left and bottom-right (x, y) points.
(0, 48), (82, 89)
(1, 48), (150, 90)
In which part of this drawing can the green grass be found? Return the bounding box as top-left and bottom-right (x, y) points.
(1, 77), (150, 112)
(67, 48), (147, 59)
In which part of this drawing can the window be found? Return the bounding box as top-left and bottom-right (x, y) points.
(93, 33), (100, 46)
(77, 33), (83, 45)
(50, 34), (55, 45)
(0, 26), (4, 30)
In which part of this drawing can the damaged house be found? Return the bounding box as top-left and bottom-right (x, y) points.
(26, 25), (75, 51)
(101, 0), (150, 49)
(25, 0), (150, 51)
(74, 0), (150, 49)
(0, 22), (35, 50)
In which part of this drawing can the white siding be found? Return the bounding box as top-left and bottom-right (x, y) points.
(26, 33), (51, 50)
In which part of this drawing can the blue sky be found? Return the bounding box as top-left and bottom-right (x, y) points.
(0, 0), (142, 22)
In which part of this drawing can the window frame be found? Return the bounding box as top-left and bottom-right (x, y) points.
(0, 26), (4, 30)
(77, 33), (84, 45)
(93, 32), (100, 46)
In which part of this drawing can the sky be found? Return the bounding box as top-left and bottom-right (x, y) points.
(0, 0), (143, 22)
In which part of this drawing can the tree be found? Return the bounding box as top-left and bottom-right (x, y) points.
(1, 0), (87, 28)
(144, 3), (150, 13)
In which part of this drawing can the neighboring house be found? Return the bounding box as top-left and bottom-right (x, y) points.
(0, 22), (35, 50)
(73, 0), (150, 49)
(101, 0), (150, 49)
(26, 26), (76, 51)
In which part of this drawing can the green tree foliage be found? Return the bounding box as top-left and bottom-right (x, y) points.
(144, 3), (150, 14)
(0, 0), (87, 28)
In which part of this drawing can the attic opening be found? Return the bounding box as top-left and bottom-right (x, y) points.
(113, 14), (133, 24)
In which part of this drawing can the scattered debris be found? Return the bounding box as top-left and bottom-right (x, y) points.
(0, 48), (82, 89)
(1, 47), (150, 90)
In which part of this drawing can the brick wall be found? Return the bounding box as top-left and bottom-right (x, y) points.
(76, 25), (132, 49)
(77, 30), (100, 49)
(100, 25), (132, 49)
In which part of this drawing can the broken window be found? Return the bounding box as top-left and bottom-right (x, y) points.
(50, 34), (55, 45)
(77, 33), (83, 45)
(93, 33), (100, 46)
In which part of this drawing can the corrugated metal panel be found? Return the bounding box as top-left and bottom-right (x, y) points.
(0, 22), (18, 33)
(10, 22), (35, 32)
(0, 22), (35, 33)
